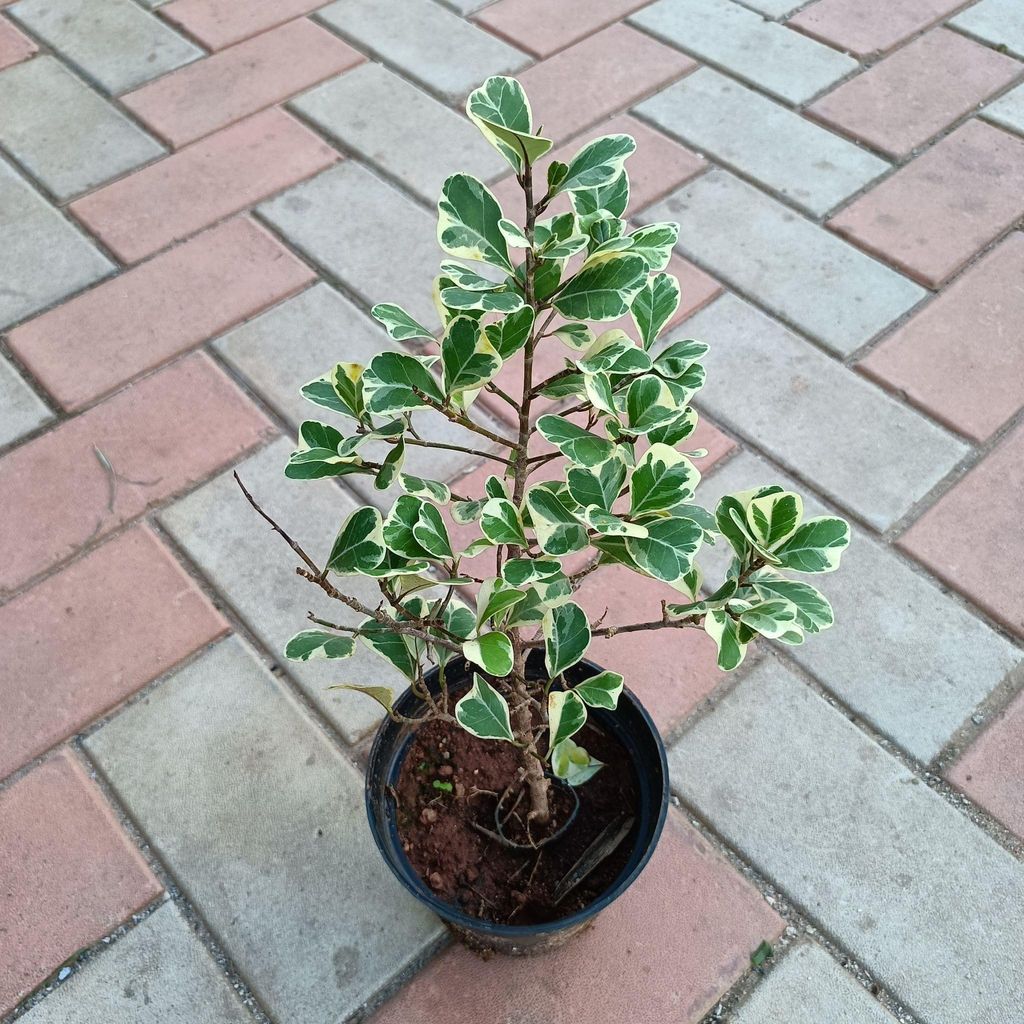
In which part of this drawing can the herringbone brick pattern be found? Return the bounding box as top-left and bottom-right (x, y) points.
(1, 1), (1022, 1021)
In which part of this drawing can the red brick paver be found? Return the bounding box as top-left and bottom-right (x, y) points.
(0, 353), (274, 595)
(70, 108), (338, 263)
(517, 24), (695, 143)
(948, 690), (1024, 840)
(0, 527), (226, 781)
(788, 0), (969, 59)
(900, 420), (1024, 639)
(0, 15), (35, 69)
(808, 29), (1022, 159)
(860, 232), (1024, 442)
(160, 0), (328, 51)
(476, 0), (652, 59)
(828, 120), (1024, 288)
(9, 217), (314, 411)
(370, 808), (783, 1024)
(0, 752), (162, 1015)
(122, 20), (363, 148)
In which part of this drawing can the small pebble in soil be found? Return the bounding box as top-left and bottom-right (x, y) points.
(438, 764), (454, 777)
(420, 807), (438, 825)
(429, 872), (445, 890)
(463, 865), (479, 883)
(57, 968), (72, 982)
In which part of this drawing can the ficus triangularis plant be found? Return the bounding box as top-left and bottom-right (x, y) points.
(243, 76), (850, 826)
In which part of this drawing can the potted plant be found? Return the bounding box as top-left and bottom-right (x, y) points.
(238, 76), (850, 955)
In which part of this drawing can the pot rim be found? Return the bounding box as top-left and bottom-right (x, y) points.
(364, 654), (670, 938)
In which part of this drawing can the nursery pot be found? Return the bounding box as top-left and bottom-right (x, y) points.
(365, 650), (670, 955)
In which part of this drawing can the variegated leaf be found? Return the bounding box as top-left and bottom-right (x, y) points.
(466, 76), (551, 174)
(437, 174), (513, 274)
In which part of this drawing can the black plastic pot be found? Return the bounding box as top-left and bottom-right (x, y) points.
(365, 650), (670, 955)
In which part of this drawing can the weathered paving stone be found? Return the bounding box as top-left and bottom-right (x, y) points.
(0, 158), (113, 329)
(948, 689), (1024, 839)
(161, 0), (329, 51)
(669, 658), (1024, 1024)
(899, 420), (1024, 640)
(679, 294), (968, 530)
(0, 15), (36, 69)
(121, 18), (363, 148)
(807, 29), (1022, 160)
(737, 0), (804, 13)
(8, 216), (314, 412)
(0, 354), (50, 447)
(159, 437), (396, 743)
(85, 637), (444, 1024)
(643, 171), (926, 356)
(789, 0), (969, 58)
(0, 352), (274, 596)
(290, 62), (507, 204)
(949, 0), (1024, 60)
(0, 526), (226, 780)
(370, 808), (783, 1024)
(859, 232), (1024, 443)
(316, 0), (528, 104)
(8, 0), (201, 95)
(20, 902), (250, 1024)
(982, 82), (1024, 136)
(0, 751), (162, 1015)
(213, 284), (503, 504)
(635, 68), (887, 217)
(0, 56), (163, 201)
(828, 120), (1024, 289)
(697, 449), (1020, 763)
(630, 0), (857, 105)
(732, 943), (898, 1024)
(258, 161), (439, 328)
(70, 108), (338, 263)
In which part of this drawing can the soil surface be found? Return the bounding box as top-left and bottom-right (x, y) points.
(394, 715), (639, 926)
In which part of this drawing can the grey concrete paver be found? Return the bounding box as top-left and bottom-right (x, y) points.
(949, 0), (1024, 60)
(982, 82), (1024, 135)
(0, 355), (51, 448)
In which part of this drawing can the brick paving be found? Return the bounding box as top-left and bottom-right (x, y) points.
(0, 2), (1022, 1022)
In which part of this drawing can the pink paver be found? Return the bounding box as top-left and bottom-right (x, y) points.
(8, 217), (314, 411)
(370, 808), (783, 1024)
(578, 564), (734, 734)
(948, 689), (1024, 840)
(69, 108), (338, 264)
(0, 352), (275, 596)
(899, 420), (1024, 639)
(476, 0), (653, 59)
(517, 24), (695, 143)
(160, 0), (328, 50)
(0, 527), (226, 782)
(788, 0), (969, 58)
(492, 112), (706, 217)
(121, 19), (363, 147)
(859, 232), (1024, 442)
(0, 15), (36, 68)
(0, 752), (162, 1015)
(808, 29), (1022, 159)
(828, 120), (1024, 288)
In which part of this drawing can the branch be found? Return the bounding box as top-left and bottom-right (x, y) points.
(412, 389), (519, 449)
(484, 380), (521, 413)
(389, 433), (513, 467)
(524, 613), (703, 647)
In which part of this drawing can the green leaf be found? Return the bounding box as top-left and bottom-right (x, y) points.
(484, 306), (535, 360)
(325, 683), (394, 714)
(299, 420), (344, 452)
(704, 609), (747, 672)
(526, 483), (589, 556)
(750, 573), (834, 633)
(284, 447), (367, 481)
(553, 254), (647, 321)
(631, 274), (680, 350)
(452, 497), (487, 524)
(476, 577), (528, 626)
(439, 261), (504, 290)
(566, 457), (626, 512)
(371, 303), (434, 342)
(548, 690), (587, 746)
(284, 630), (356, 662)
(374, 437), (405, 491)
(497, 218), (530, 249)
(570, 171), (630, 219)
(540, 233), (589, 260)
(399, 474), (451, 504)
(502, 557), (562, 587)
(551, 737), (604, 786)
(737, 599), (800, 639)
(628, 222), (678, 271)
(746, 491), (803, 550)
(582, 367), (613, 415)
(584, 507), (647, 537)
(358, 619), (417, 678)
(455, 673), (515, 741)
(625, 516), (703, 582)
(559, 135), (636, 193)
(621, 375), (680, 434)
(653, 337), (708, 378)
(480, 497), (528, 547)
(577, 329), (652, 375)
(440, 287), (524, 313)
(543, 601), (591, 677)
(300, 362), (366, 421)
(536, 414), (615, 467)
(383, 495), (433, 560)
(364, 351), (444, 414)
(547, 159), (569, 194)
(412, 502), (454, 559)
(751, 941), (774, 969)
(466, 76), (552, 174)
(463, 631), (514, 677)
(573, 670), (624, 710)
(441, 315), (501, 394)
(327, 507), (386, 573)
(552, 322), (595, 350)
(630, 444), (700, 518)
(648, 407), (698, 446)
(774, 517), (850, 573)
(438, 173), (514, 273)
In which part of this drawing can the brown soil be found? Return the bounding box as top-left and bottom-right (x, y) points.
(394, 714), (639, 926)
